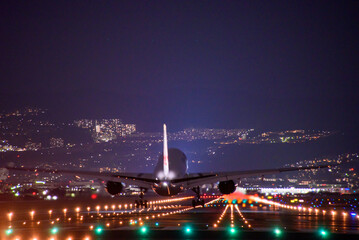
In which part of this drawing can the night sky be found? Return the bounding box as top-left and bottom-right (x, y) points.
(1, 1), (358, 132)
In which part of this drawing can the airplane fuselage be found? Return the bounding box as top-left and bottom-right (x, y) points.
(152, 148), (188, 196)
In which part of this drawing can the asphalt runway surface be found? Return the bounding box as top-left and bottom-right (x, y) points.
(1, 195), (359, 239)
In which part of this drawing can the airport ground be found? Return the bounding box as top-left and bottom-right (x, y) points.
(1, 194), (359, 240)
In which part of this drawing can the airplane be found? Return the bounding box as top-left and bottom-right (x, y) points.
(3, 124), (338, 208)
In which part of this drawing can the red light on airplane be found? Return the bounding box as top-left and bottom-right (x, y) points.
(91, 194), (97, 199)
(32, 192), (36, 195)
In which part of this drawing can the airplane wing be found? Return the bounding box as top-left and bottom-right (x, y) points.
(5, 166), (157, 189)
(171, 163), (339, 189)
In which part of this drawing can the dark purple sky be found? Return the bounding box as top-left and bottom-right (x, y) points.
(1, 1), (358, 131)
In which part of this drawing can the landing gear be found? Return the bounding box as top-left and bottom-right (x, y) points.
(135, 188), (148, 208)
(191, 186), (205, 207)
(135, 199), (148, 208)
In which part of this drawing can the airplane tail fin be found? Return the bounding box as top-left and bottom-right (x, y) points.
(163, 124), (169, 178)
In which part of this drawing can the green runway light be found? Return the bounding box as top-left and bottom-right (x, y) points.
(229, 228), (236, 234)
(184, 227), (192, 234)
(50, 227), (59, 234)
(318, 228), (329, 238)
(155, 222), (159, 226)
(95, 226), (103, 235)
(5, 229), (13, 235)
(274, 228), (282, 236)
(320, 230), (328, 237)
(140, 226), (148, 234)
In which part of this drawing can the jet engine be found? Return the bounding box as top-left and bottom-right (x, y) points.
(218, 180), (236, 194)
(106, 181), (124, 195)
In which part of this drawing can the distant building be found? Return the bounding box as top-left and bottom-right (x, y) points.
(50, 138), (64, 148)
(74, 119), (94, 129)
(117, 124), (136, 136)
(74, 118), (136, 142)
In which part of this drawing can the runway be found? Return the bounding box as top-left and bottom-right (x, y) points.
(1, 195), (359, 239)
